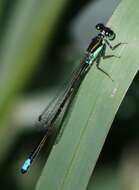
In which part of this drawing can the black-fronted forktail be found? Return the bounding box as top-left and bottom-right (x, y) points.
(21, 23), (123, 174)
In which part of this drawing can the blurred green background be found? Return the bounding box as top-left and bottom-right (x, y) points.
(0, 0), (139, 189)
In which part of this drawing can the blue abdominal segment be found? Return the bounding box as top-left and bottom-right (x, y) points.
(85, 46), (103, 65)
(21, 158), (31, 174)
(85, 53), (95, 65)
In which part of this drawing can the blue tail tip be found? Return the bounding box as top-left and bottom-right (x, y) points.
(21, 158), (31, 174)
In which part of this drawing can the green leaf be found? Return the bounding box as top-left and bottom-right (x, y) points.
(36, 0), (139, 189)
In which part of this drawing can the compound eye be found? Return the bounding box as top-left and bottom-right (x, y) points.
(108, 29), (116, 40)
(105, 28), (116, 40)
(95, 23), (104, 31)
(105, 31), (109, 36)
(105, 27), (110, 35)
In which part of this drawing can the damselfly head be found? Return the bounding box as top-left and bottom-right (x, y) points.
(96, 23), (116, 41)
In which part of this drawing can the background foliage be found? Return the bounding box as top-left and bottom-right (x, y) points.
(0, 0), (139, 190)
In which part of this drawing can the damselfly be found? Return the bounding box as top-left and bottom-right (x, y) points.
(21, 23), (122, 174)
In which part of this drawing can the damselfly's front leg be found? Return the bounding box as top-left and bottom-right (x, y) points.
(105, 40), (127, 50)
(102, 44), (120, 59)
